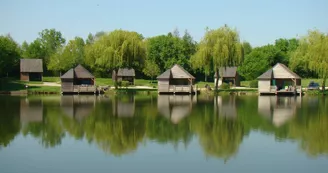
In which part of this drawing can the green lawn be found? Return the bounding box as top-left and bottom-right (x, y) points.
(43, 76), (60, 83)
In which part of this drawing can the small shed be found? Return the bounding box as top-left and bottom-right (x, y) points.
(157, 64), (196, 94)
(258, 63), (301, 95)
(61, 64), (96, 94)
(20, 59), (43, 81)
(112, 68), (135, 85)
(214, 67), (240, 87)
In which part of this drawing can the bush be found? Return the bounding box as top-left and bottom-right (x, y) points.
(220, 83), (230, 89)
(249, 80), (258, 88)
(122, 81), (129, 88)
(114, 81), (122, 88)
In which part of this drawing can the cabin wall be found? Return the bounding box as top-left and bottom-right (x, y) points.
(20, 72), (29, 81)
(158, 79), (169, 92)
(258, 80), (271, 93)
(61, 79), (74, 92)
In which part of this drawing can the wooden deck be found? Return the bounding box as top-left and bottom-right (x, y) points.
(62, 85), (97, 94)
(259, 86), (302, 96)
(158, 85), (196, 94)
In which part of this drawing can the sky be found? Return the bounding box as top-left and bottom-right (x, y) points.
(1, 0), (327, 46)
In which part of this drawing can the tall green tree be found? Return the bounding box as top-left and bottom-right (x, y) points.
(84, 30), (145, 77)
(191, 25), (244, 90)
(146, 30), (196, 73)
(48, 37), (85, 73)
(0, 35), (20, 77)
(21, 39), (45, 59)
(290, 30), (328, 91)
(142, 59), (160, 82)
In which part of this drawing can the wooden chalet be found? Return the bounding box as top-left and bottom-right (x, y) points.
(157, 64), (196, 94)
(112, 68), (135, 85)
(20, 59), (43, 81)
(60, 65), (96, 94)
(258, 63), (302, 95)
(214, 67), (240, 87)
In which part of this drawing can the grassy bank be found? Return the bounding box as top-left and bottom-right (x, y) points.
(241, 78), (328, 88)
(0, 78), (60, 94)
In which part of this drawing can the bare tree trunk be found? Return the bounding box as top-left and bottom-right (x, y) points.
(215, 68), (219, 92)
(322, 77), (326, 95)
(205, 74), (207, 82)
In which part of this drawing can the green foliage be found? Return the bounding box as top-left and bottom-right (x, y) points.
(290, 30), (328, 89)
(238, 45), (283, 80)
(85, 30), (145, 75)
(142, 59), (160, 80)
(121, 81), (130, 88)
(191, 25), (244, 90)
(220, 83), (230, 89)
(0, 35), (20, 77)
(249, 80), (258, 88)
(48, 37), (85, 72)
(146, 30), (196, 72)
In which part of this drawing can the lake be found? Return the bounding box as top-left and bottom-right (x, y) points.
(0, 94), (327, 173)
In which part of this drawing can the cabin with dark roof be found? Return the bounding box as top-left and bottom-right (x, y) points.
(60, 64), (96, 94)
(258, 63), (302, 95)
(157, 64), (196, 94)
(214, 67), (240, 87)
(112, 68), (135, 85)
(20, 59), (43, 81)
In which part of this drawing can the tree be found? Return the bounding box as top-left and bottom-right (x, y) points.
(86, 33), (94, 45)
(84, 29), (145, 78)
(0, 35), (20, 77)
(238, 45), (283, 80)
(38, 29), (66, 71)
(290, 30), (328, 92)
(142, 59), (160, 82)
(48, 37), (85, 73)
(243, 41), (252, 55)
(21, 39), (46, 59)
(146, 30), (196, 72)
(191, 25), (244, 90)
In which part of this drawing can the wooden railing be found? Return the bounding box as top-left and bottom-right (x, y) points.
(168, 85), (195, 93)
(73, 85), (96, 93)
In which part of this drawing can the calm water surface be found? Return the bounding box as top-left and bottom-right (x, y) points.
(0, 94), (328, 173)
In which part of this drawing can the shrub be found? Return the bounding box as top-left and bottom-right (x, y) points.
(114, 81), (122, 88)
(122, 81), (129, 88)
(220, 83), (230, 89)
(249, 80), (258, 88)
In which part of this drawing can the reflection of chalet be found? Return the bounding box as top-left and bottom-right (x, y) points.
(258, 96), (301, 127)
(61, 95), (95, 122)
(214, 96), (237, 119)
(157, 95), (196, 124)
(112, 95), (135, 117)
(20, 98), (43, 124)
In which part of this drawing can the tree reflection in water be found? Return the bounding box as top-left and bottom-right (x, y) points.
(2, 95), (328, 158)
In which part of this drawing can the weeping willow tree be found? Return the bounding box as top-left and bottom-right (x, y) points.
(84, 30), (146, 78)
(290, 30), (328, 92)
(191, 25), (244, 90)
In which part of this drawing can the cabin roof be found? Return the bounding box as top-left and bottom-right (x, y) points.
(258, 69), (273, 79)
(258, 63), (301, 80)
(60, 64), (94, 79)
(214, 67), (238, 78)
(61, 69), (74, 79)
(20, 59), (43, 73)
(117, 68), (135, 77)
(157, 64), (195, 79)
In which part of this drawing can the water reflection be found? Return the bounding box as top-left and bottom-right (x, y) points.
(1, 95), (328, 159)
(258, 96), (301, 127)
(112, 95), (135, 117)
(157, 95), (196, 124)
(61, 95), (95, 121)
(20, 98), (43, 124)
